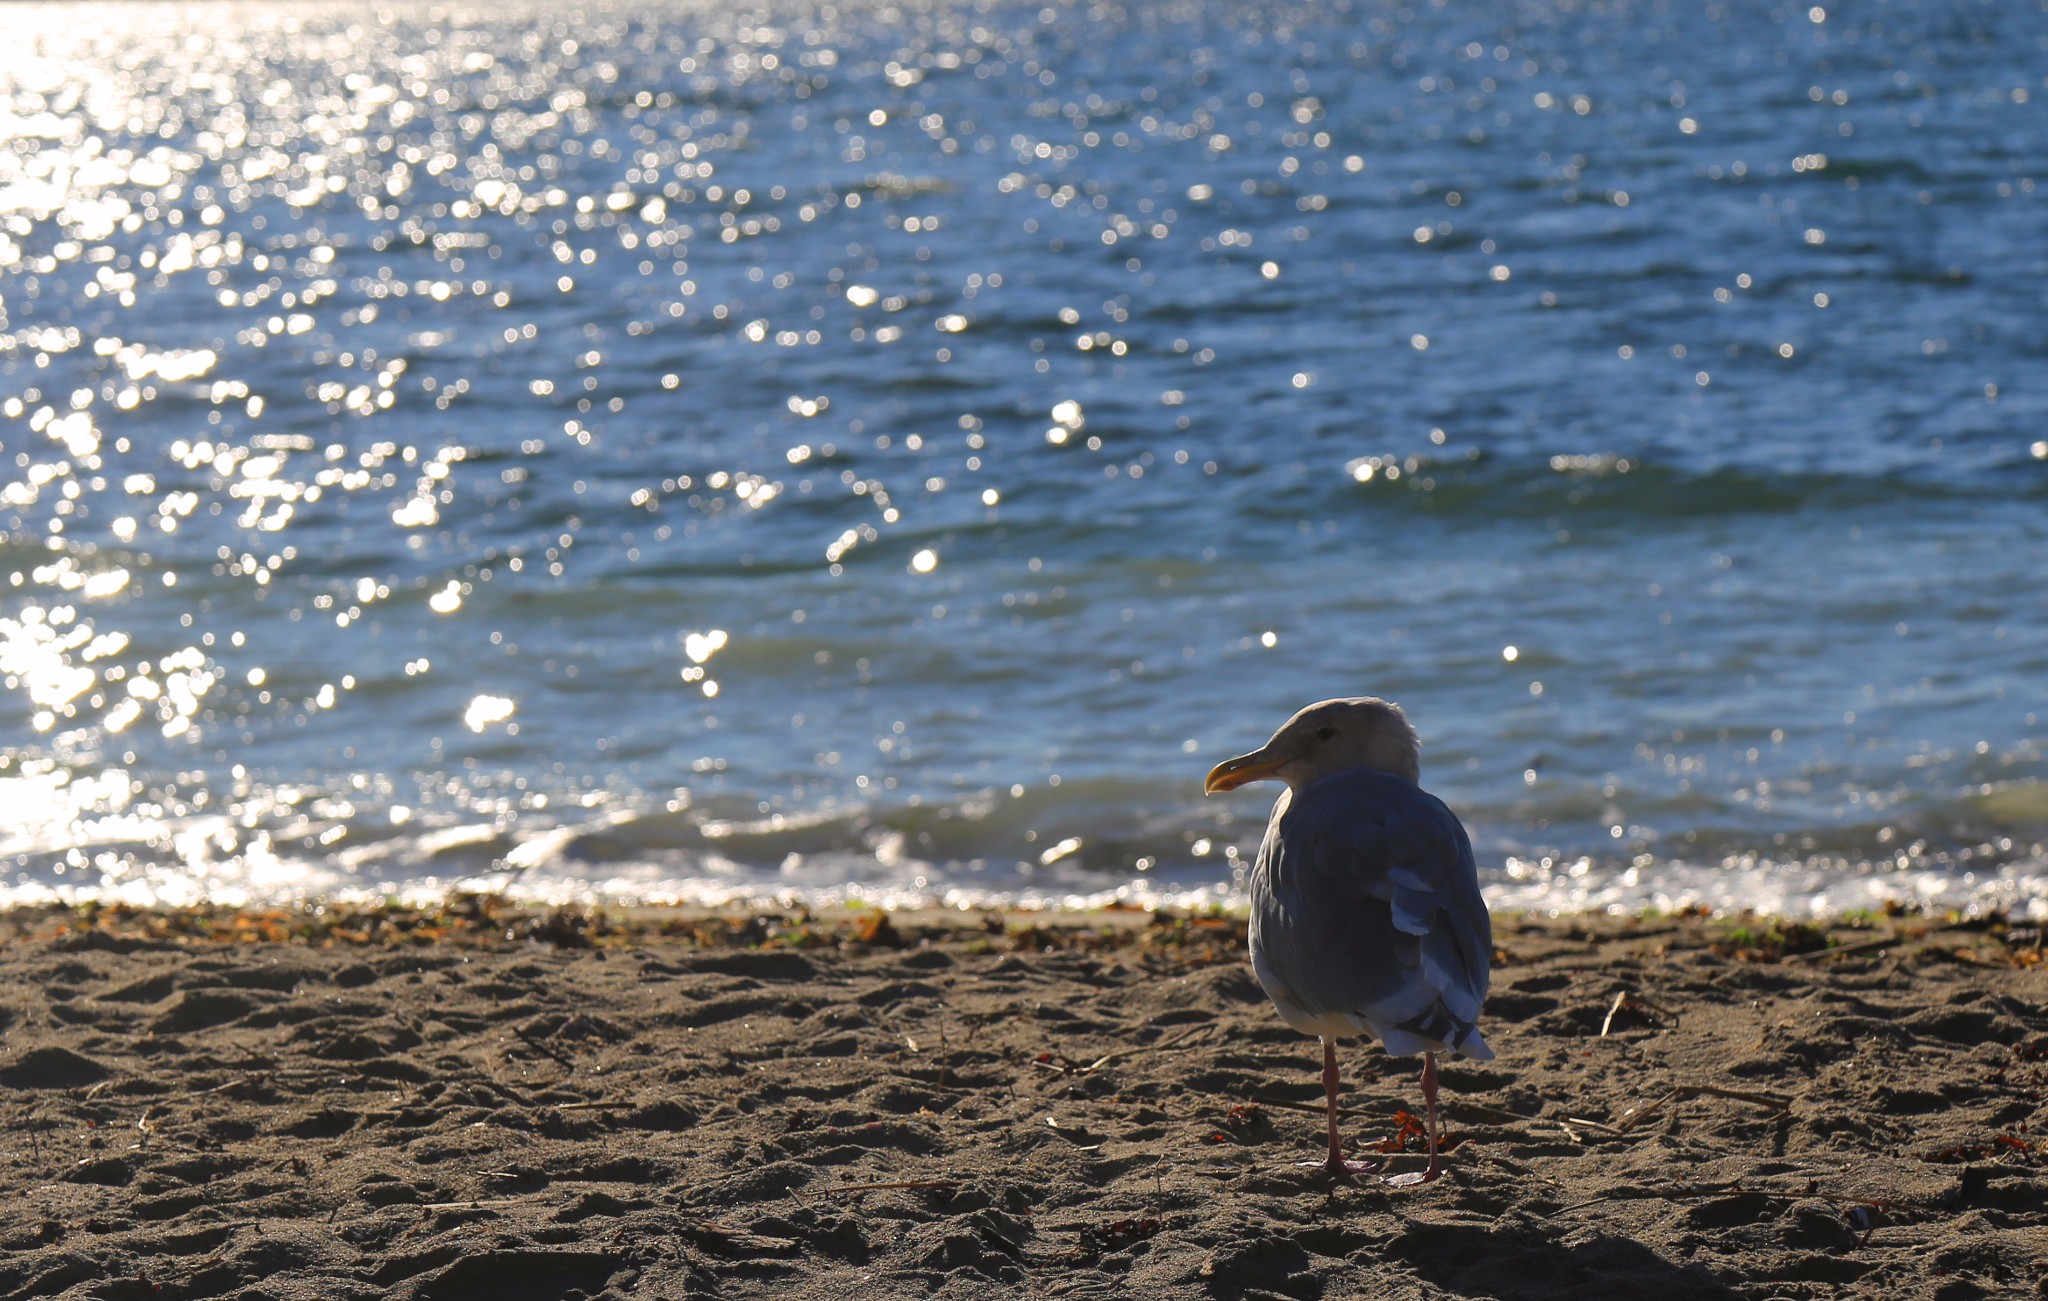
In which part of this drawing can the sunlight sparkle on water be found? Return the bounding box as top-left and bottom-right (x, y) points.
(463, 695), (516, 732)
(0, 0), (2041, 915)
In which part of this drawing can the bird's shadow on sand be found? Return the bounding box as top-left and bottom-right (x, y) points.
(1371, 1220), (1738, 1301)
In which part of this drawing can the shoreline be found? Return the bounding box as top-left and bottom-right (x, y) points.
(4, 895), (2045, 962)
(2, 905), (2044, 1299)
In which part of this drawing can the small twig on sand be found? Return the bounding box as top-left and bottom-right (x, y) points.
(1251, 1093), (1369, 1120)
(679, 1219), (799, 1251)
(547, 1100), (634, 1112)
(1788, 933), (1901, 964)
(1031, 1026), (1221, 1079)
(1600, 989), (1679, 1036)
(1552, 1180), (1920, 1218)
(1552, 1181), (1738, 1215)
(1045, 1115), (1105, 1150)
(420, 1197), (538, 1211)
(1599, 992), (1630, 1036)
(1083, 1022), (1222, 1074)
(1030, 1054), (1089, 1076)
(480, 1077), (539, 1108)
(1454, 1102), (1538, 1126)
(813, 1178), (958, 1199)
(514, 1025), (577, 1069)
(1611, 1085), (1793, 1134)
(1560, 1117), (1629, 1142)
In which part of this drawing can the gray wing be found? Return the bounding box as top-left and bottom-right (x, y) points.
(1249, 768), (1494, 1059)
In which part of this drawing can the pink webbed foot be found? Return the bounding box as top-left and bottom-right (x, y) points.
(1376, 1051), (1448, 1189)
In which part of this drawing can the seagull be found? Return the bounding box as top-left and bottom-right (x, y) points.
(1205, 697), (1494, 1186)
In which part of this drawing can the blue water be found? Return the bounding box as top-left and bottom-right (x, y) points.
(2, 0), (2045, 915)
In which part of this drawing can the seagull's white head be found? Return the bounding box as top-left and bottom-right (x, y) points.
(1204, 697), (1422, 793)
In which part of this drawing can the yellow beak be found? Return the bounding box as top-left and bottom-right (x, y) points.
(1204, 749), (1283, 795)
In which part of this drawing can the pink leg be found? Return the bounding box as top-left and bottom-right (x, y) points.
(1382, 1051), (1445, 1188)
(1295, 1037), (1378, 1178)
(1321, 1037), (1343, 1164)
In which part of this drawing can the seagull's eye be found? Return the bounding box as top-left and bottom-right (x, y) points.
(1314, 726), (1336, 741)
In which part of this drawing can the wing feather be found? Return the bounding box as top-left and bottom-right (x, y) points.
(1248, 768), (1494, 1059)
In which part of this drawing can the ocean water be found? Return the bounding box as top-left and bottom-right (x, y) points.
(3, 0), (2045, 916)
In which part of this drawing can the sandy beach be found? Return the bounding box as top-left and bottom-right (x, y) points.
(2, 902), (2044, 1300)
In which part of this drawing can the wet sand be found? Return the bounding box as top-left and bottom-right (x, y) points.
(1, 902), (2044, 1300)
